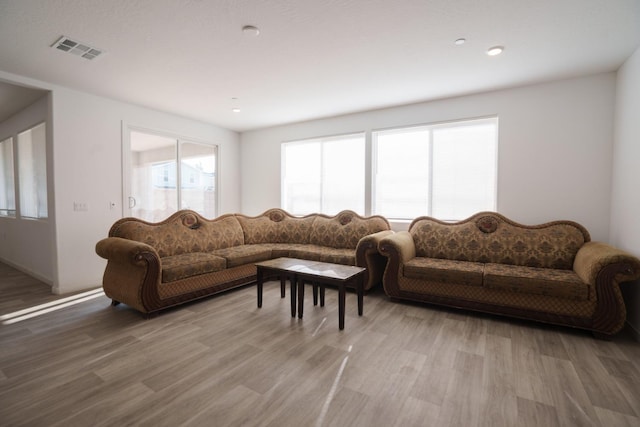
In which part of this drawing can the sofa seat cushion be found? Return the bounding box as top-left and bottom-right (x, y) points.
(288, 245), (356, 266)
(161, 253), (227, 283)
(247, 243), (306, 259)
(404, 257), (484, 286)
(484, 263), (590, 301)
(211, 245), (273, 268)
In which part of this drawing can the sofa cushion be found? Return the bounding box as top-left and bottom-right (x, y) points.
(110, 211), (244, 257)
(288, 245), (356, 266)
(483, 263), (591, 301)
(161, 253), (227, 283)
(404, 257), (484, 286)
(211, 245), (273, 268)
(248, 243), (310, 259)
(309, 211), (390, 249)
(236, 209), (316, 244)
(409, 213), (590, 269)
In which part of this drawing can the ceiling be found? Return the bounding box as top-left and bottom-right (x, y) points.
(0, 0), (639, 132)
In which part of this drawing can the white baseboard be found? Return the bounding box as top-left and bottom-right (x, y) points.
(0, 256), (53, 287)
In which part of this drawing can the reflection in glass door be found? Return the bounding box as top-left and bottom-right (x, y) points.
(180, 142), (217, 217)
(127, 130), (217, 222)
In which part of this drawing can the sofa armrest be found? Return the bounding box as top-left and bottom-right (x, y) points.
(378, 231), (416, 264)
(95, 237), (162, 313)
(573, 241), (640, 336)
(573, 242), (640, 286)
(96, 237), (159, 266)
(357, 230), (395, 252)
(356, 230), (395, 290)
(377, 232), (416, 297)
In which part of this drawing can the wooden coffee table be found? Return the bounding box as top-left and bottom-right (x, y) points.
(255, 257), (365, 330)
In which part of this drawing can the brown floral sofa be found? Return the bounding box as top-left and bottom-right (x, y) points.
(95, 209), (391, 314)
(378, 212), (640, 337)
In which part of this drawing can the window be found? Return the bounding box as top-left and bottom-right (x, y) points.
(373, 118), (497, 221)
(18, 123), (48, 219)
(282, 133), (365, 216)
(0, 137), (15, 217)
(128, 130), (217, 222)
(280, 118), (497, 221)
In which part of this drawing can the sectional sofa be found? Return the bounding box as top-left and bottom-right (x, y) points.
(95, 209), (391, 314)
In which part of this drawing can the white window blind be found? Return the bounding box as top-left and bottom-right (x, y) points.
(282, 133), (365, 216)
(431, 121), (497, 219)
(18, 123), (48, 219)
(373, 118), (497, 221)
(373, 128), (430, 219)
(0, 137), (15, 217)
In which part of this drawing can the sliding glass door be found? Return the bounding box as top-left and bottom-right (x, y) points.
(126, 129), (217, 222)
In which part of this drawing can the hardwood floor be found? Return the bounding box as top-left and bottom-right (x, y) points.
(1, 261), (639, 427)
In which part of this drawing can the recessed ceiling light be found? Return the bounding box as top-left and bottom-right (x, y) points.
(454, 38), (466, 45)
(232, 108), (241, 113)
(487, 46), (504, 56)
(242, 25), (260, 36)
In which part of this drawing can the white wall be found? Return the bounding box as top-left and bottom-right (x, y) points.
(0, 70), (241, 294)
(241, 73), (616, 241)
(611, 46), (640, 337)
(0, 94), (54, 283)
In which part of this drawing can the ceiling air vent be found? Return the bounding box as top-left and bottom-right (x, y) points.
(51, 36), (103, 60)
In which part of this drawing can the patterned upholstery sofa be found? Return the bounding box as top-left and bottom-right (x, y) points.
(95, 208), (391, 314)
(378, 212), (640, 337)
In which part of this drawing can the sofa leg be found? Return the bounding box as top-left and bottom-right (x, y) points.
(111, 300), (121, 306)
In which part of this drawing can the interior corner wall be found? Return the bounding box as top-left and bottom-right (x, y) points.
(610, 46), (640, 337)
(240, 73), (616, 241)
(50, 88), (240, 294)
(0, 94), (53, 284)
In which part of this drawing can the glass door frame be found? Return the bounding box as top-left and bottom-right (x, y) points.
(121, 122), (219, 220)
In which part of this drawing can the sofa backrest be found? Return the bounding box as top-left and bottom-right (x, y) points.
(309, 210), (390, 249)
(236, 209), (316, 244)
(409, 212), (590, 269)
(109, 210), (244, 257)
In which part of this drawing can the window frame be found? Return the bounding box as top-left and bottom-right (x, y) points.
(281, 132), (366, 216)
(123, 125), (219, 221)
(372, 116), (498, 221)
(0, 136), (16, 218)
(17, 121), (48, 220)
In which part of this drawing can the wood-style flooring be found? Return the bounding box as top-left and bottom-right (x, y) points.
(1, 261), (639, 427)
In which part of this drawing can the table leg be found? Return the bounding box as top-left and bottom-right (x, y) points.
(298, 277), (305, 319)
(290, 275), (297, 317)
(320, 284), (325, 307)
(357, 275), (363, 316)
(312, 282), (318, 306)
(339, 282), (345, 330)
(257, 267), (264, 308)
(280, 276), (286, 298)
